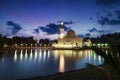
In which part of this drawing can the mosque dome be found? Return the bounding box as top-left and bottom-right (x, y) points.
(66, 29), (76, 37)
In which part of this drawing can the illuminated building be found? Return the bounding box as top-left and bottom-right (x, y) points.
(52, 22), (91, 49)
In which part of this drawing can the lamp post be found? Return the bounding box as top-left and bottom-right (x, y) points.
(35, 44), (37, 47)
(30, 44), (33, 47)
(25, 44), (28, 47)
(20, 44), (23, 47)
(15, 44), (17, 47)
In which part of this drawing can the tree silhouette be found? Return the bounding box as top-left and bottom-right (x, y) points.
(91, 40), (120, 80)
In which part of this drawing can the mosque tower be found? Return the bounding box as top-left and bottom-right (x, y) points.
(60, 22), (64, 39)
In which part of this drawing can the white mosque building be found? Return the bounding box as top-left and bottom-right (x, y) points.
(52, 22), (91, 49)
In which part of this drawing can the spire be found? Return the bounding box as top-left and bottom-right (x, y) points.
(60, 21), (64, 39)
(60, 21), (64, 28)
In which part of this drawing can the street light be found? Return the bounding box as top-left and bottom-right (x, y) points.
(25, 44), (28, 47)
(30, 44), (33, 47)
(20, 44), (23, 47)
(35, 44), (37, 47)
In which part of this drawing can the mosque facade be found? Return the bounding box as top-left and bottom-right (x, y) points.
(52, 22), (91, 49)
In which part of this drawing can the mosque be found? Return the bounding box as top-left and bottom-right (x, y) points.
(52, 22), (91, 49)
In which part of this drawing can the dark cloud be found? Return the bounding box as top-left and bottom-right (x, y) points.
(39, 23), (70, 35)
(98, 16), (120, 25)
(96, 10), (120, 25)
(77, 34), (92, 38)
(7, 21), (22, 35)
(85, 33), (91, 37)
(89, 17), (93, 20)
(115, 10), (120, 19)
(107, 12), (113, 17)
(96, 0), (119, 5)
(33, 28), (39, 34)
(89, 27), (97, 32)
(77, 34), (85, 38)
(109, 19), (120, 24)
(58, 20), (74, 25)
(98, 17), (109, 25)
(89, 27), (107, 33)
(5, 33), (11, 37)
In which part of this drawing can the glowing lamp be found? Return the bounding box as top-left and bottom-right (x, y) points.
(60, 22), (64, 25)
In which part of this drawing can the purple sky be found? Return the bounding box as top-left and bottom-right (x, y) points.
(0, 0), (120, 40)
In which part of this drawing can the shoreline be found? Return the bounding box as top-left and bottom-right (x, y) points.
(1, 46), (109, 50)
(22, 65), (112, 80)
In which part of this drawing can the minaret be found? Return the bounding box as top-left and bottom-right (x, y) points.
(60, 22), (64, 39)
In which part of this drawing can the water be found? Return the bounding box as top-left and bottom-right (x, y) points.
(0, 49), (104, 80)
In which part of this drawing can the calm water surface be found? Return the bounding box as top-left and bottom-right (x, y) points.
(0, 49), (104, 80)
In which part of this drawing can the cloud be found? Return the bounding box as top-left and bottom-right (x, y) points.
(98, 17), (120, 25)
(39, 23), (70, 35)
(58, 20), (74, 25)
(115, 10), (120, 19)
(89, 27), (106, 33)
(5, 33), (11, 37)
(96, 10), (120, 25)
(96, 0), (119, 5)
(89, 27), (97, 32)
(7, 21), (22, 35)
(85, 33), (91, 37)
(77, 34), (85, 38)
(107, 12), (113, 17)
(89, 17), (93, 20)
(33, 28), (40, 34)
(98, 17), (109, 25)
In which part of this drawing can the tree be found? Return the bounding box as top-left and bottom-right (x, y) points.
(91, 40), (120, 80)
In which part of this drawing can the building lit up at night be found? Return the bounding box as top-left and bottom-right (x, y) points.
(52, 22), (91, 49)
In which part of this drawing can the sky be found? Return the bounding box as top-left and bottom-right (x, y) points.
(0, 0), (120, 40)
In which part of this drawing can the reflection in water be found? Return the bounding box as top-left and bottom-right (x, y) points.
(59, 54), (65, 73)
(52, 50), (85, 71)
(117, 53), (119, 57)
(39, 49), (42, 62)
(79, 51), (82, 57)
(1, 57), (5, 62)
(25, 49), (28, 60)
(0, 49), (107, 80)
(48, 50), (50, 59)
(105, 50), (108, 55)
(20, 49), (23, 61)
(52, 50), (104, 70)
(34, 49), (37, 61)
(93, 51), (96, 61)
(13, 49), (52, 63)
(43, 49), (46, 61)
(30, 49), (33, 61)
(13, 49), (104, 65)
(14, 50), (17, 62)
(54, 50), (58, 60)
(98, 56), (102, 64)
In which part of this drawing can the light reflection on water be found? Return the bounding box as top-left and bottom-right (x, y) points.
(25, 49), (28, 60)
(0, 49), (105, 80)
(30, 49), (33, 61)
(59, 54), (65, 73)
(20, 49), (23, 61)
(14, 50), (17, 62)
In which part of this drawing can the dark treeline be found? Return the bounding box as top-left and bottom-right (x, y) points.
(89, 32), (120, 44)
(0, 35), (36, 48)
(0, 32), (120, 48)
(39, 38), (51, 46)
(0, 34), (57, 48)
